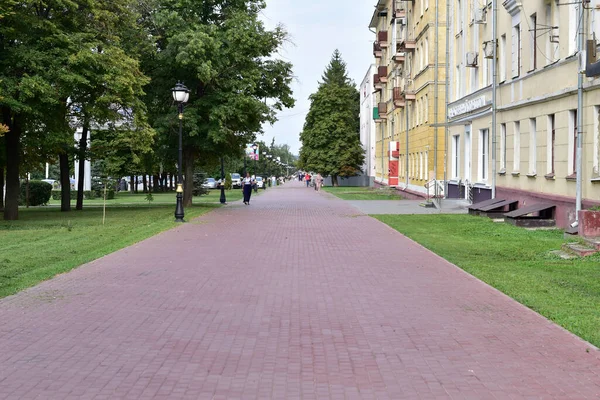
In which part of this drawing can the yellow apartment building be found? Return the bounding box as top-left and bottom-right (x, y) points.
(446, 0), (600, 227)
(369, 0), (447, 197)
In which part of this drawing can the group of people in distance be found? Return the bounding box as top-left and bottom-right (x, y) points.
(299, 172), (323, 192)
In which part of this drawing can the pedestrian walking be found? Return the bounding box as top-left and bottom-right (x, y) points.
(305, 172), (311, 187)
(242, 172), (254, 205)
(315, 173), (323, 191)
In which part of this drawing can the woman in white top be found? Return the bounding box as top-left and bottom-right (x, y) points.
(242, 172), (254, 205)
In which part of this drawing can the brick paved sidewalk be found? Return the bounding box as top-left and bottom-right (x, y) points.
(0, 181), (599, 399)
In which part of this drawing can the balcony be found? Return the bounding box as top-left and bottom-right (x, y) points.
(393, 0), (406, 18)
(393, 87), (405, 108)
(378, 102), (388, 119)
(402, 87), (416, 101)
(378, 31), (389, 48)
(373, 42), (382, 58)
(378, 66), (388, 83)
(373, 74), (383, 91)
(398, 37), (416, 52)
(394, 51), (406, 63)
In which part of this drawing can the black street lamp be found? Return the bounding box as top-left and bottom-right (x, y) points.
(171, 82), (190, 223)
(220, 156), (227, 204)
(252, 144), (258, 176)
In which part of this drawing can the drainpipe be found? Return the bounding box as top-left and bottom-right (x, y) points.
(443, 0), (451, 198)
(576, 2), (585, 219)
(491, 0), (498, 199)
(434, 0), (439, 199)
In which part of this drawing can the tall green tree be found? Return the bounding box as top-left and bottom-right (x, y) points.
(0, 0), (152, 219)
(299, 50), (364, 186)
(141, 0), (295, 206)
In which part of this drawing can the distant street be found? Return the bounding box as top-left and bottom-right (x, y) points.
(0, 181), (599, 399)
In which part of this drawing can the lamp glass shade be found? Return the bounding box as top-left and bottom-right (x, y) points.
(171, 82), (190, 104)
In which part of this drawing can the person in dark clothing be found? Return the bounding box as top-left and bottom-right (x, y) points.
(242, 172), (254, 205)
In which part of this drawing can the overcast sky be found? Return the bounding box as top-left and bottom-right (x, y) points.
(260, 0), (375, 155)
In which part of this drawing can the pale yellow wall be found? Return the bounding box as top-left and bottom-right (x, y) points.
(446, 0), (600, 203)
(373, 0), (447, 188)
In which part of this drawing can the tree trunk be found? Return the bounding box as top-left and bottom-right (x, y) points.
(75, 120), (89, 210)
(142, 175), (147, 193)
(135, 175), (139, 193)
(0, 167), (4, 211)
(169, 174), (174, 191)
(130, 175), (135, 193)
(332, 175), (339, 187)
(183, 148), (194, 207)
(3, 110), (20, 221)
(59, 152), (71, 212)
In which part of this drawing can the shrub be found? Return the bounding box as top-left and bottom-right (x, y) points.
(51, 190), (97, 200)
(19, 181), (52, 206)
(192, 172), (210, 197)
(225, 174), (232, 190)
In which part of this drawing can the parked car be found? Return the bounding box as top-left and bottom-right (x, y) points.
(255, 176), (265, 189)
(202, 178), (217, 189)
(231, 173), (241, 188)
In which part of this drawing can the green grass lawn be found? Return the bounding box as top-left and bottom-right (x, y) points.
(47, 189), (245, 206)
(0, 203), (217, 298)
(374, 214), (600, 347)
(323, 186), (404, 200)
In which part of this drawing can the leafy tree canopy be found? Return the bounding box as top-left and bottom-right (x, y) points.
(299, 50), (364, 185)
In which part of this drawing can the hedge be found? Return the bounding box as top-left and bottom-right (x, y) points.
(51, 190), (114, 200)
(19, 181), (52, 206)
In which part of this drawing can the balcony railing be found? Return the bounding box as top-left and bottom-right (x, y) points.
(373, 42), (382, 58)
(393, 87), (405, 108)
(378, 66), (388, 83)
(378, 30), (389, 48)
(378, 102), (388, 117)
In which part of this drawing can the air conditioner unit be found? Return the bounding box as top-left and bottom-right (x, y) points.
(483, 41), (494, 58)
(473, 8), (486, 24)
(398, 17), (407, 25)
(550, 34), (559, 44)
(466, 51), (479, 67)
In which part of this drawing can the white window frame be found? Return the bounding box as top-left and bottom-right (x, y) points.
(452, 135), (461, 179)
(547, 114), (555, 175)
(479, 129), (489, 182)
(500, 123), (507, 172)
(464, 125), (472, 181)
(513, 121), (521, 173)
(529, 118), (537, 175)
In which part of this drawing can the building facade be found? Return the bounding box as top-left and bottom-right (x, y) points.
(360, 65), (378, 186)
(369, 0), (447, 196)
(446, 0), (600, 227)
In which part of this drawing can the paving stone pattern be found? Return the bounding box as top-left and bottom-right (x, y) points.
(0, 181), (599, 399)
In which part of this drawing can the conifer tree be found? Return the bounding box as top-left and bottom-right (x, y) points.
(299, 50), (364, 186)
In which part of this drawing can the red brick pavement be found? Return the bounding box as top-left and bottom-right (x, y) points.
(0, 181), (599, 399)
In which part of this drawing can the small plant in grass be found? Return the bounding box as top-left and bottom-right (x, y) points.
(589, 205), (600, 211)
(145, 192), (154, 205)
(224, 174), (232, 190)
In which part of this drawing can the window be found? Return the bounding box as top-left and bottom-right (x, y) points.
(547, 114), (555, 175)
(424, 37), (429, 66)
(500, 34), (507, 81)
(530, 13), (537, 71)
(479, 129), (489, 181)
(568, 4), (578, 55)
(595, 107), (600, 175)
(425, 94), (429, 122)
(500, 123), (507, 171)
(419, 152), (424, 179)
(512, 23), (521, 78)
(568, 110), (577, 175)
(452, 135), (461, 178)
(513, 121), (521, 172)
(465, 126), (472, 181)
(529, 118), (537, 175)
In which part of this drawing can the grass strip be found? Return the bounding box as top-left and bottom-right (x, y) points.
(0, 203), (216, 298)
(323, 186), (404, 201)
(373, 214), (600, 347)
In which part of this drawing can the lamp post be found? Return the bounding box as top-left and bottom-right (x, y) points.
(262, 151), (267, 176)
(252, 144), (258, 176)
(171, 82), (190, 223)
(220, 156), (227, 204)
